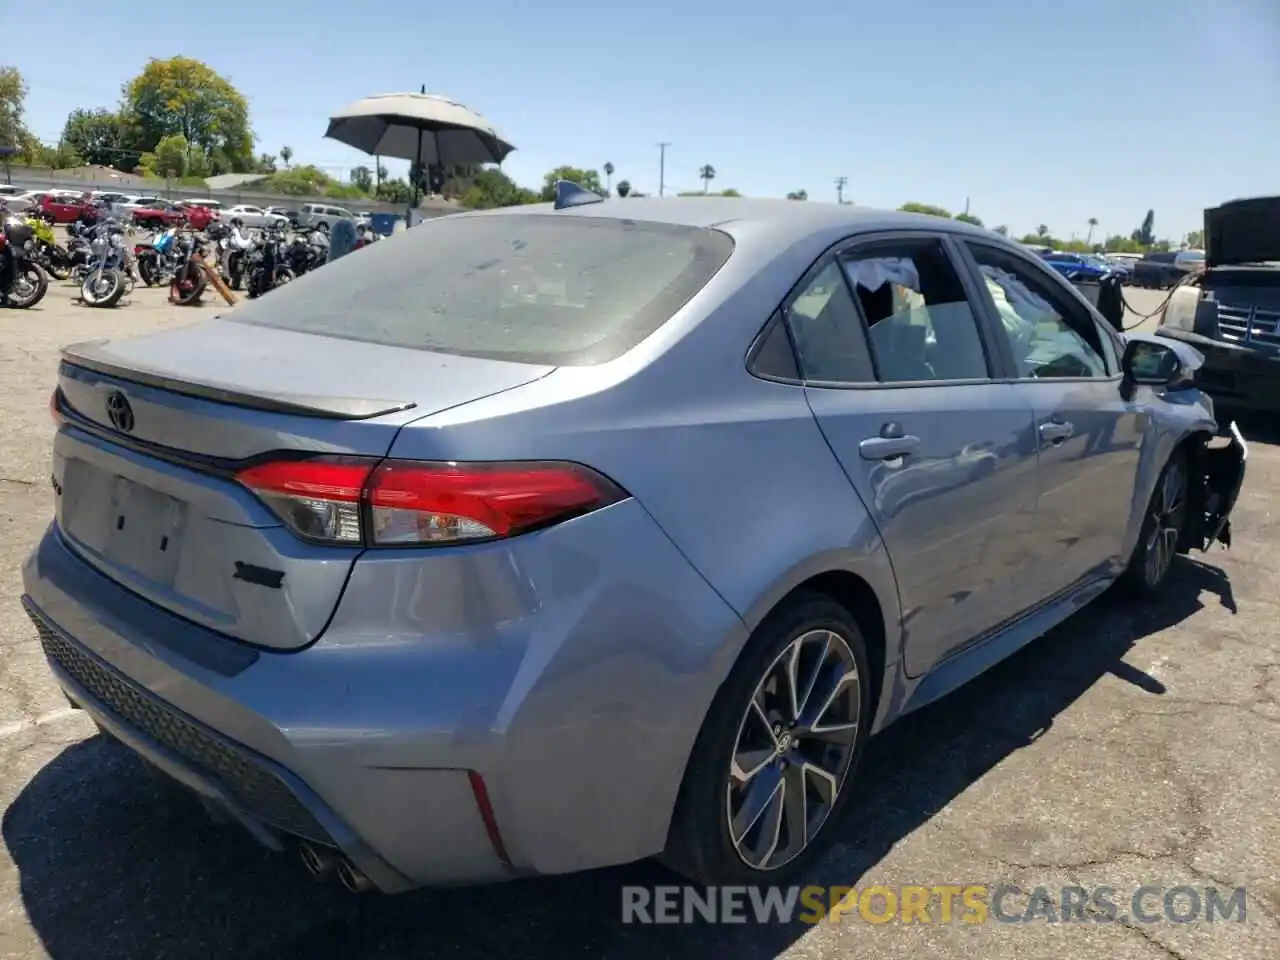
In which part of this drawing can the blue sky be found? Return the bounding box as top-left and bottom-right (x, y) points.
(3, 0), (1276, 240)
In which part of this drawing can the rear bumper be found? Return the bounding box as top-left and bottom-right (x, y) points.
(1156, 328), (1280, 412)
(21, 500), (745, 890)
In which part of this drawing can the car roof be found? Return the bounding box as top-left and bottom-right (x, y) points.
(463, 196), (1000, 249)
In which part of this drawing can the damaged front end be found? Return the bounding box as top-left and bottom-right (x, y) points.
(1184, 421), (1247, 551)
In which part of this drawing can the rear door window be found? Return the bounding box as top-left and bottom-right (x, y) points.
(226, 213), (735, 365)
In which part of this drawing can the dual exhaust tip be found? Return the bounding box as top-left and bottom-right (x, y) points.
(299, 840), (373, 893)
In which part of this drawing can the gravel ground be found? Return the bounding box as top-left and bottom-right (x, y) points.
(0, 281), (1275, 960)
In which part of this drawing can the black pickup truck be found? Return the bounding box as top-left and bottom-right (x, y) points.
(1154, 196), (1280, 412)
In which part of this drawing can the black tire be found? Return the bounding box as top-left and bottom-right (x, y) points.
(6, 263), (48, 308)
(662, 591), (872, 886)
(137, 256), (158, 287)
(1118, 449), (1188, 599)
(81, 269), (125, 308)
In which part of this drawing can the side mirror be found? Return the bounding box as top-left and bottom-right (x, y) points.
(1120, 339), (1182, 398)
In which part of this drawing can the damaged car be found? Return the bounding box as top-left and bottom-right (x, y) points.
(22, 190), (1246, 895)
(1155, 195), (1280, 414)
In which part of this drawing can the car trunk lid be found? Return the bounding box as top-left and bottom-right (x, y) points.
(53, 321), (553, 651)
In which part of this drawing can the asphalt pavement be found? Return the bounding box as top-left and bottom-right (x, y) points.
(0, 282), (1275, 960)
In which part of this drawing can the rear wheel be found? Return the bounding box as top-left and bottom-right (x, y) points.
(1119, 450), (1188, 598)
(662, 592), (871, 885)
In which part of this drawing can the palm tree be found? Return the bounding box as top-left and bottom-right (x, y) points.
(1086, 217), (1098, 244)
(280, 145), (293, 169)
(616, 179), (631, 198)
(1035, 224), (1050, 240)
(699, 164), (716, 194)
(603, 161), (615, 195)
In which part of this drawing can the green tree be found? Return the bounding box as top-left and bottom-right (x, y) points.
(616, 179), (631, 198)
(350, 165), (373, 193)
(786, 190), (808, 200)
(123, 57), (254, 174)
(1186, 229), (1204, 249)
(992, 224), (1009, 236)
(1085, 217), (1098, 245)
(460, 167), (538, 209)
(1132, 209), (1155, 246)
(899, 201), (952, 218)
(375, 178), (412, 203)
(699, 164), (716, 193)
(539, 165), (603, 201)
(256, 153), (277, 173)
(152, 134), (190, 177)
(60, 108), (131, 168)
(1035, 224), (1050, 240)
(280, 145), (293, 169)
(0, 67), (29, 153)
(718, 188), (741, 197)
(954, 212), (984, 227)
(603, 161), (614, 195)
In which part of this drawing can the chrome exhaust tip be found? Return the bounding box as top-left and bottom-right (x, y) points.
(299, 841), (337, 878)
(336, 857), (374, 894)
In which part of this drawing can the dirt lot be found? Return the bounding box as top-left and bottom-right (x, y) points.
(0, 282), (1275, 960)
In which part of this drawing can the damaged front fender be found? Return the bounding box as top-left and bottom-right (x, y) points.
(1185, 420), (1247, 551)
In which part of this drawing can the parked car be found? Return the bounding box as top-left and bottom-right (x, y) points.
(266, 206), (300, 225)
(297, 202), (355, 232)
(1156, 195), (1280, 412)
(38, 192), (101, 225)
(1174, 249), (1206, 275)
(110, 196), (164, 218)
(222, 204), (290, 229)
(1042, 251), (1110, 281)
(1132, 251), (1185, 289)
(0, 190), (44, 214)
(23, 198), (1245, 895)
(133, 201), (219, 231)
(177, 198), (225, 214)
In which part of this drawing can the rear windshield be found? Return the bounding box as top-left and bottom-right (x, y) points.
(224, 213), (735, 365)
(1143, 252), (1177, 263)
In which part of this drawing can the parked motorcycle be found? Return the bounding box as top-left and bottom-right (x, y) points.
(23, 216), (77, 280)
(169, 231), (210, 306)
(134, 227), (183, 287)
(79, 221), (136, 308)
(209, 221), (254, 290)
(244, 225), (296, 299)
(0, 215), (49, 309)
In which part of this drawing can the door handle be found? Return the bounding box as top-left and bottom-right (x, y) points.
(859, 435), (921, 461)
(1039, 420), (1074, 445)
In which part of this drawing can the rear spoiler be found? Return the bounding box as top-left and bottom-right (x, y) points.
(60, 340), (417, 421)
(1204, 196), (1280, 268)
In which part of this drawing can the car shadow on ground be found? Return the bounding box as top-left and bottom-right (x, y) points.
(3, 560), (1235, 960)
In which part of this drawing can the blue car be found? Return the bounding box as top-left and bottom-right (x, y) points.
(1042, 251), (1111, 281)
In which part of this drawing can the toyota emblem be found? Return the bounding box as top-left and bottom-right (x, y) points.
(105, 390), (135, 433)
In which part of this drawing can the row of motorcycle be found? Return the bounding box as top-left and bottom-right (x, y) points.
(0, 206), (378, 310)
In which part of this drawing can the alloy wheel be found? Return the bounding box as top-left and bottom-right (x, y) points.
(726, 629), (861, 872)
(1144, 461), (1186, 586)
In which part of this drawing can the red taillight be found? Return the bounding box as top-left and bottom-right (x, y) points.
(234, 456), (625, 547)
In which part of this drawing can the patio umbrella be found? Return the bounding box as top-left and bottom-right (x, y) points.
(324, 90), (515, 211)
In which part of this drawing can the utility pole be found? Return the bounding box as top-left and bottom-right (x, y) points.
(834, 176), (848, 204)
(963, 196), (970, 216)
(657, 142), (671, 197)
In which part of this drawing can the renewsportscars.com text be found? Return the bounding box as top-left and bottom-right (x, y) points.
(621, 884), (1249, 925)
